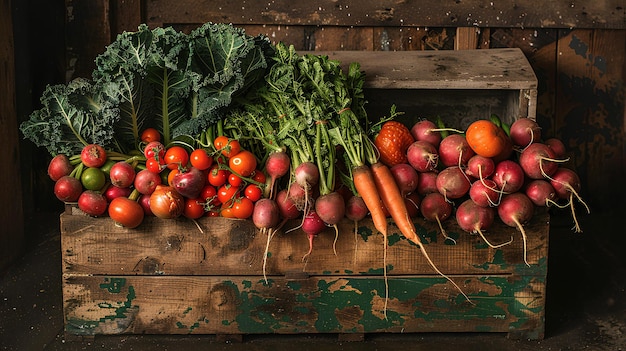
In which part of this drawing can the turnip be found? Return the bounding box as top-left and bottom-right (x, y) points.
(48, 154), (74, 181)
(524, 179), (557, 207)
(456, 199), (512, 248)
(497, 192), (535, 266)
(465, 155), (495, 179)
(519, 143), (563, 180)
(410, 119), (442, 147)
(492, 160), (525, 193)
(264, 151), (290, 199)
(509, 117), (541, 149)
(469, 178), (501, 207)
(549, 167), (590, 233)
(436, 166), (471, 201)
(406, 140), (439, 172)
(420, 192), (455, 244)
(252, 198), (282, 284)
(390, 163), (419, 196)
(438, 134), (475, 167)
(416, 171), (438, 195)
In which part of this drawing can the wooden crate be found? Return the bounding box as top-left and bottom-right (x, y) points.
(60, 49), (546, 340)
(61, 209), (549, 339)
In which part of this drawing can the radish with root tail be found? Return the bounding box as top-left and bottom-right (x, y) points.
(407, 140), (439, 172)
(493, 160), (526, 194)
(469, 178), (502, 207)
(420, 192), (456, 244)
(497, 192), (535, 266)
(252, 198), (282, 284)
(519, 143), (566, 180)
(436, 166), (471, 202)
(525, 179), (558, 207)
(438, 133), (475, 167)
(410, 119), (443, 147)
(549, 167), (591, 233)
(509, 117), (542, 149)
(456, 199), (512, 248)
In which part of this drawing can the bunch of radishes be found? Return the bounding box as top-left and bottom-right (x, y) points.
(384, 117), (589, 265)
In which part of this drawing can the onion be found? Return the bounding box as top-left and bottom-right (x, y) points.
(149, 185), (185, 219)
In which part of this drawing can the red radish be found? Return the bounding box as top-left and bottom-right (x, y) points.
(438, 134), (475, 167)
(519, 143), (561, 180)
(104, 184), (132, 202)
(410, 120), (442, 147)
(345, 195), (369, 222)
(77, 190), (108, 217)
(252, 198), (282, 283)
(54, 176), (83, 202)
(276, 189), (301, 220)
(456, 199), (511, 248)
(416, 171), (438, 195)
(390, 163), (419, 196)
(509, 118), (541, 149)
(469, 179), (501, 207)
(406, 140), (439, 172)
(435, 166), (471, 200)
(172, 167), (206, 199)
(109, 161), (136, 188)
(545, 138), (567, 159)
(134, 169), (162, 195)
(80, 144), (107, 168)
(492, 160), (525, 193)
(497, 192), (535, 266)
(264, 151), (290, 198)
(525, 179), (557, 207)
(294, 161), (319, 189)
(465, 155), (495, 179)
(420, 192), (455, 243)
(48, 154), (74, 181)
(404, 192), (421, 218)
(301, 210), (326, 261)
(138, 194), (153, 216)
(315, 192), (346, 226)
(549, 167), (590, 233)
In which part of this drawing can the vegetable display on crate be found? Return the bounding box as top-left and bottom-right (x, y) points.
(21, 22), (588, 306)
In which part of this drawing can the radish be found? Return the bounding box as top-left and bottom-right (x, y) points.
(465, 155), (495, 179)
(315, 191), (346, 254)
(549, 167), (590, 233)
(456, 199), (511, 248)
(492, 160), (525, 193)
(276, 189), (301, 220)
(404, 192), (421, 218)
(509, 117), (541, 149)
(390, 163), (419, 196)
(416, 171), (438, 195)
(252, 198), (282, 284)
(134, 169), (162, 195)
(420, 192), (455, 244)
(519, 143), (561, 180)
(410, 120), (442, 147)
(469, 178), (501, 207)
(54, 176), (83, 202)
(109, 161), (136, 188)
(435, 166), (471, 201)
(104, 184), (132, 202)
(525, 179), (557, 207)
(438, 134), (475, 167)
(48, 154), (74, 181)
(406, 140), (439, 172)
(301, 210), (326, 261)
(545, 137), (567, 159)
(77, 190), (108, 217)
(345, 195), (369, 264)
(264, 151), (290, 199)
(497, 192), (535, 266)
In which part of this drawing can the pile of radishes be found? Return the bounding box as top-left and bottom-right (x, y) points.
(391, 117), (589, 265)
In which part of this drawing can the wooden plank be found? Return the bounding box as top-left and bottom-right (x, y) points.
(455, 27), (480, 50)
(0, 0), (25, 271)
(144, 0), (625, 29)
(60, 210), (549, 277)
(62, 274), (545, 337)
(111, 0), (142, 34)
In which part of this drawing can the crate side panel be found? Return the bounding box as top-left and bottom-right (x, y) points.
(63, 274), (544, 336)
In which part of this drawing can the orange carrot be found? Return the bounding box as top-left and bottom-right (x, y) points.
(352, 165), (388, 237)
(370, 162), (472, 303)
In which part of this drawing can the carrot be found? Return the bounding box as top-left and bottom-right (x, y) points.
(370, 162), (472, 303)
(352, 165), (388, 237)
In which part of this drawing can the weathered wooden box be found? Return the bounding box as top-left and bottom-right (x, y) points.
(61, 48), (545, 340)
(61, 209), (549, 339)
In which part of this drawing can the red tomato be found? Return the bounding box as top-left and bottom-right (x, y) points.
(244, 184), (263, 202)
(144, 141), (166, 160)
(251, 169), (267, 184)
(231, 197), (254, 219)
(190, 149), (213, 171)
(205, 210), (220, 217)
(183, 197), (206, 219)
(217, 184), (239, 204)
(229, 150), (257, 177)
(81, 144), (107, 168)
(207, 165), (229, 187)
(220, 206), (236, 218)
(164, 146), (189, 170)
(108, 197), (145, 228)
(141, 128), (161, 143)
(146, 157), (164, 173)
(228, 173), (243, 187)
(167, 168), (179, 186)
(214, 136), (241, 158)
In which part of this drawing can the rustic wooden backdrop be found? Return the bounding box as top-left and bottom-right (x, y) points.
(5, 0), (625, 271)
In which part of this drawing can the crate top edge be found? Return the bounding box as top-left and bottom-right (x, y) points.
(307, 48), (539, 90)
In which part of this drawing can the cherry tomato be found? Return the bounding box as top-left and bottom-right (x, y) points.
(183, 197), (206, 219)
(244, 184), (263, 202)
(229, 150), (257, 177)
(228, 173), (243, 187)
(164, 146), (189, 170)
(141, 128), (161, 143)
(231, 197), (254, 219)
(217, 184), (239, 204)
(200, 184), (220, 209)
(167, 168), (179, 186)
(190, 149), (213, 171)
(146, 157), (164, 173)
(205, 210), (220, 217)
(144, 141), (166, 160)
(220, 205), (236, 218)
(251, 169), (267, 184)
(207, 165), (229, 187)
(214, 136), (241, 158)
(81, 144), (107, 168)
